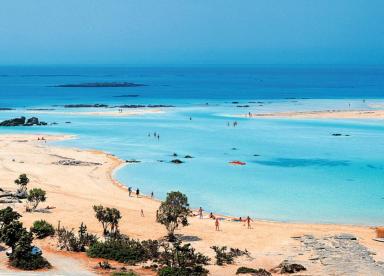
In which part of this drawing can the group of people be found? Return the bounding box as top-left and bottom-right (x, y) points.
(128, 187), (140, 197)
(198, 207), (253, 231)
(227, 121), (239, 127)
(37, 137), (47, 143)
(127, 187), (154, 200)
(148, 132), (160, 140)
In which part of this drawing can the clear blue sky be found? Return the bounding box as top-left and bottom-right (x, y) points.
(0, 0), (383, 65)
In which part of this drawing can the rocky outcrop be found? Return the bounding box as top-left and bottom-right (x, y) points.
(0, 117), (47, 126)
(171, 159), (184, 164)
(271, 260), (306, 274)
(64, 104), (108, 108)
(53, 159), (101, 166)
(54, 82), (147, 88)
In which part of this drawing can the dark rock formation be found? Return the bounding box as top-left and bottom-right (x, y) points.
(171, 159), (184, 164)
(272, 260), (306, 274)
(53, 159), (101, 166)
(236, 267), (271, 275)
(0, 116), (47, 127)
(126, 160), (141, 163)
(332, 133), (350, 137)
(113, 94), (140, 98)
(64, 104), (108, 108)
(184, 155), (193, 158)
(53, 82), (147, 88)
(25, 117), (39, 126)
(0, 116), (26, 126)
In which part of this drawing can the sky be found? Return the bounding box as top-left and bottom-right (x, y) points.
(0, 0), (383, 65)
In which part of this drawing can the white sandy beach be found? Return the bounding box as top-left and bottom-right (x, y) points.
(0, 134), (382, 275)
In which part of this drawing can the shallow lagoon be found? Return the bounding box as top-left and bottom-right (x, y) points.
(0, 66), (383, 225)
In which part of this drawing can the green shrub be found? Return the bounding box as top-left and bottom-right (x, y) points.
(57, 223), (98, 252)
(87, 236), (156, 265)
(111, 272), (138, 276)
(31, 220), (55, 239)
(157, 241), (209, 276)
(211, 246), (250, 266)
(10, 254), (51, 270)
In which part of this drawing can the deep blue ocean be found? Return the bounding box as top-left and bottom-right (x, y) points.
(0, 65), (383, 225)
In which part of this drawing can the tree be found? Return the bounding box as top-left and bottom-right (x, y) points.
(156, 191), (191, 241)
(0, 221), (25, 251)
(26, 188), (46, 211)
(14, 174), (29, 193)
(108, 208), (121, 235)
(0, 207), (21, 231)
(93, 205), (121, 236)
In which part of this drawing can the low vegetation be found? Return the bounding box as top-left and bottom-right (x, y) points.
(30, 220), (55, 239)
(57, 222), (98, 252)
(87, 235), (159, 265)
(157, 241), (210, 276)
(211, 246), (250, 265)
(0, 207), (51, 270)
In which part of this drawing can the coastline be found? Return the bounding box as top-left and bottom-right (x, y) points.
(229, 109), (384, 119)
(0, 134), (383, 275)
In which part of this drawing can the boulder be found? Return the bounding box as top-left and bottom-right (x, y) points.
(25, 117), (39, 126)
(0, 116), (26, 126)
(171, 159), (184, 164)
(271, 260), (306, 274)
(0, 116), (48, 126)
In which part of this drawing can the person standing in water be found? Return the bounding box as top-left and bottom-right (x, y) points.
(215, 218), (220, 231)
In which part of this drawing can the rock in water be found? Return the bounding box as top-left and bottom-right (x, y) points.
(25, 117), (39, 126)
(0, 116), (47, 126)
(0, 116), (26, 126)
(171, 159), (184, 164)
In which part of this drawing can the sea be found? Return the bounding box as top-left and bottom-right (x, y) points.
(0, 65), (383, 225)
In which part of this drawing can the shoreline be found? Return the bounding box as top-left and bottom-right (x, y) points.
(25, 134), (384, 228)
(0, 133), (383, 275)
(228, 109), (384, 119)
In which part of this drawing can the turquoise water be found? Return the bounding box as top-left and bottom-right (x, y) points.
(0, 66), (383, 225)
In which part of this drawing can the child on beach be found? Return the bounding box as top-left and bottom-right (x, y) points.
(140, 209), (144, 217)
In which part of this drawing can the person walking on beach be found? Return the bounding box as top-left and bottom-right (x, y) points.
(198, 207), (203, 219)
(151, 192), (154, 198)
(128, 187), (132, 197)
(136, 188), (140, 198)
(215, 218), (220, 231)
(246, 216), (253, 229)
(140, 209), (144, 217)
